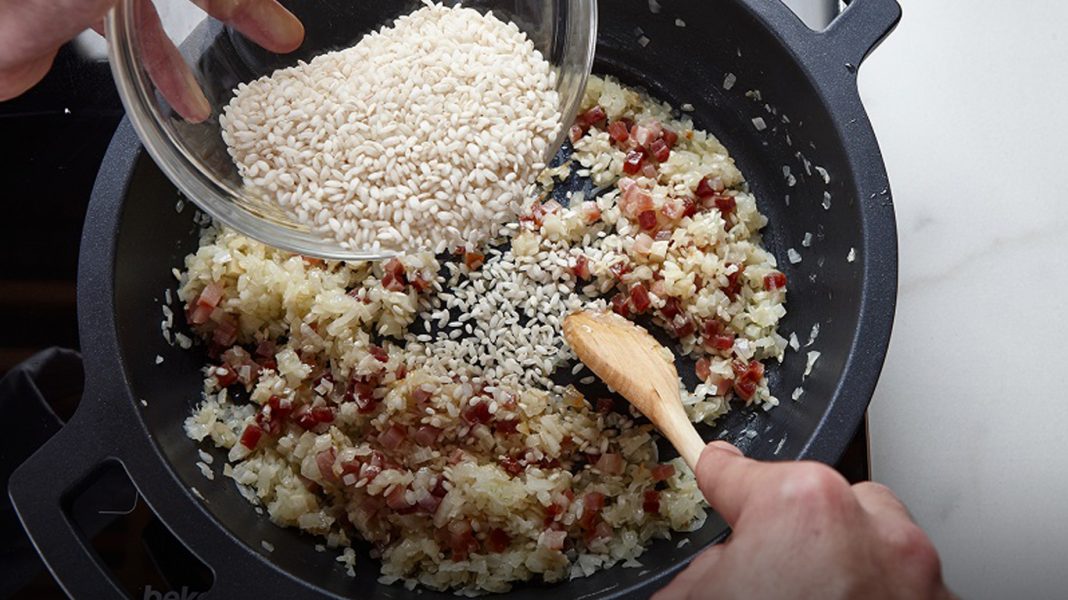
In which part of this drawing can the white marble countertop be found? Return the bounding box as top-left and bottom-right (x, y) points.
(859, 1), (1068, 597)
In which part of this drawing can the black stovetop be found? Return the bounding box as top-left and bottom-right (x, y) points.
(0, 40), (869, 600)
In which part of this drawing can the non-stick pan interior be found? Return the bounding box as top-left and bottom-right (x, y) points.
(110, 1), (876, 597)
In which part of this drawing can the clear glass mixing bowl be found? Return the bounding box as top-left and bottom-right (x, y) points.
(105, 0), (597, 260)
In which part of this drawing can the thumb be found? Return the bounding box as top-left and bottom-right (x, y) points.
(695, 441), (766, 526)
(0, 0), (117, 100)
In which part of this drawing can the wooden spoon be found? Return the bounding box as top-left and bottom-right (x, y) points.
(563, 310), (706, 470)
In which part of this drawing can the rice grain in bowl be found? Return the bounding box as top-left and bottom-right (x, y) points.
(180, 76), (787, 594)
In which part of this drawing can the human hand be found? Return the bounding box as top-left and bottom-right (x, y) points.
(656, 442), (955, 600)
(0, 0), (303, 121)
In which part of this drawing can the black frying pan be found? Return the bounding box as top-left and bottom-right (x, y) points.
(10, 0), (900, 597)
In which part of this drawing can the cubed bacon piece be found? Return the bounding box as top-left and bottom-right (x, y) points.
(682, 197), (698, 218)
(417, 492), (442, 514)
(595, 453), (625, 476)
(386, 485), (413, 511)
(446, 521), (480, 560)
(294, 406), (316, 430)
(411, 387), (434, 404)
(710, 373), (733, 396)
(715, 194), (737, 217)
(732, 360), (766, 401)
(197, 282), (224, 310)
(254, 340), (276, 358)
(695, 176), (724, 198)
(189, 303), (213, 326)
(586, 521), (614, 544)
(660, 297), (682, 320)
(239, 423), (263, 449)
(384, 257), (405, 278)
(464, 251), (485, 270)
(381, 259), (407, 291)
(382, 271), (406, 292)
(462, 401), (492, 425)
(310, 406), (335, 424)
(764, 272), (787, 291)
(630, 283), (651, 313)
(709, 334), (735, 352)
(267, 395), (293, 421)
(695, 357), (711, 381)
(650, 138), (671, 162)
(702, 320), (736, 351)
(631, 121), (662, 148)
(572, 254), (592, 280)
(622, 149), (645, 175)
(410, 274), (432, 293)
(522, 201), (547, 227)
(579, 492), (606, 530)
(378, 424), (406, 450)
(734, 378), (759, 401)
(608, 260), (632, 280)
(212, 318), (238, 347)
(725, 264), (745, 300)
(486, 528), (511, 553)
(607, 120), (630, 144)
(671, 313), (696, 338)
(369, 345), (389, 363)
(621, 183), (654, 218)
(642, 490), (661, 514)
(500, 456), (524, 477)
(215, 364), (239, 388)
(413, 425), (441, 446)
(316, 448), (339, 485)
(610, 293), (631, 318)
(651, 463), (676, 482)
(351, 381), (378, 413)
(638, 210), (658, 231)
(495, 419), (519, 434)
(577, 105), (607, 128)
(703, 319), (723, 338)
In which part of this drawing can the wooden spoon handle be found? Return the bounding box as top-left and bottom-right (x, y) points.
(657, 402), (707, 472)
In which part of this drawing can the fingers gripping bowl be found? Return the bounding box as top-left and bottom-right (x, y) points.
(10, 0), (901, 598)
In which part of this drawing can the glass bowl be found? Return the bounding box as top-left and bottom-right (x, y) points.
(105, 0), (597, 260)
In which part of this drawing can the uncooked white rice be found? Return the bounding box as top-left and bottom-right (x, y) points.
(220, 1), (561, 254)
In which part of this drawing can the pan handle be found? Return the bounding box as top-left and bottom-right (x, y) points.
(8, 415), (127, 599)
(823, 0), (903, 67)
